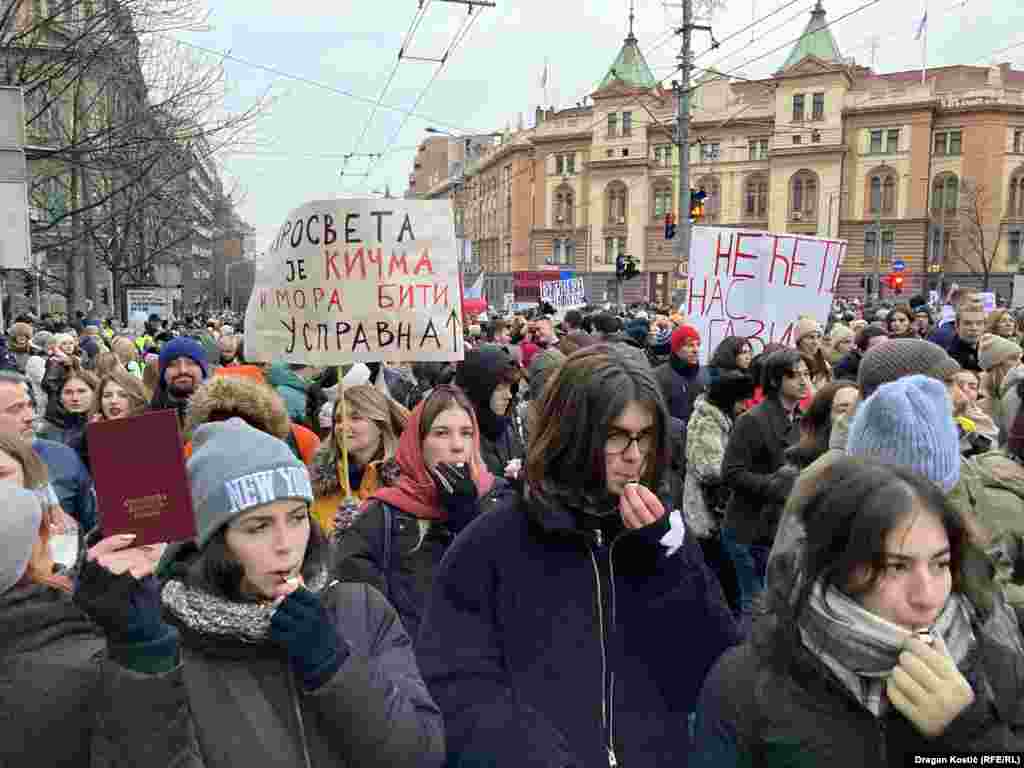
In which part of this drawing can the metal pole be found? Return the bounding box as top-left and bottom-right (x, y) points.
(674, 0), (693, 273)
(872, 210), (882, 301)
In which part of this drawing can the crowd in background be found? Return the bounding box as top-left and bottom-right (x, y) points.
(5, 287), (1024, 765)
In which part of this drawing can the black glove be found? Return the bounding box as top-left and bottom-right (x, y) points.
(73, 558), (167, 646)
(270, 588), (349, 691)
(431, 462), (480, 531)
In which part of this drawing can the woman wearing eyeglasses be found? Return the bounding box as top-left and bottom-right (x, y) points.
(416, 345), (739, 768)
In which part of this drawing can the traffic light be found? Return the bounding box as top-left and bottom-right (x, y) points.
(664, 212), (676, 240)
(892, 274), (904, 294)
(616, 253), (626, 281)
(624, 256), (639, 281)
(690, 188), (707, 220)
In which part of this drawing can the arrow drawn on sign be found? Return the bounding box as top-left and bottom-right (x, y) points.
(445, 308), (461, 353)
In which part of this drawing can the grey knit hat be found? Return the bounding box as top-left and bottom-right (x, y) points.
(187, 418), (313, 548)
(858, 338), (960, 398)
(978, 333), (1022, 372)
(0, 482), (43, 593)
(528, 348), (566, 402)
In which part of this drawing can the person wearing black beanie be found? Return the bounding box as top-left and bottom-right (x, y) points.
(455, 346), (525, 480)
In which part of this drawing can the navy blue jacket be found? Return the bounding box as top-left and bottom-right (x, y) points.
(33, 438), (97, 531)
(417, 492), (739, 768)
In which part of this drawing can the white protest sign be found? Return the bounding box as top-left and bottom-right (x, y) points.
(244, 199), (464, 364)
(977, 292), (996, 313)
(540, 277), (585, 308)
(685, 227), (847, 363)
(125, 288), (170, 327)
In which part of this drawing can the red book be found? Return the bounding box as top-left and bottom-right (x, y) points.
(87, 409), (196, 545)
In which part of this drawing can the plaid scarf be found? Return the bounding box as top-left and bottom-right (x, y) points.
(798, 579), (976, 716)
(161, 569), (330, 644)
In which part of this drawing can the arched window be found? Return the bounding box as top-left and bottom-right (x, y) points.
(745, 173), (768, 219)
(554, 184), (574, 227)
(697, 175), (721, 222)
(606, 181), (628, 225)
(790, 170), (818, 219)
(867, 167), (897, 216)
(652, 184), (673, 219)
(932, 173), (959, 214)
(1008, 171), (1024, 219)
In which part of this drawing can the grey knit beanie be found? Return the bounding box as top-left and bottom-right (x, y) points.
(858, 338), (961, 398)
(528, 348), (566, 402)
(0, 482), (43, 593)
(847, 375), (960, 493)
(187, 418), (313, 548)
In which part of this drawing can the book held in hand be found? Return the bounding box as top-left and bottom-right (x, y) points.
(87, 409), (196, 545)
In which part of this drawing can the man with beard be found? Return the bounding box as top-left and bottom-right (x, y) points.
(150, 336), (208, 428)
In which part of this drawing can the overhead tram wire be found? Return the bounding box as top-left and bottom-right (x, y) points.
(348, 1), (434, 161)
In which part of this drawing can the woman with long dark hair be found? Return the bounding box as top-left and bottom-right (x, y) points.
(417, 345), (739, 768)
(696, 458), (1024, 764)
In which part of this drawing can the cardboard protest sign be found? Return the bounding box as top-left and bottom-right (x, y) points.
(540, 277), (585, 308)
(244, 199), (464, 364)
(686, 227), (847, 363)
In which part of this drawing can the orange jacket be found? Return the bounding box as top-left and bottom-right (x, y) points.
(184, 422), (320, 464)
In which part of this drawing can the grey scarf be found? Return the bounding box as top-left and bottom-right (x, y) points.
(798, 579), (976, 716)
(161, 569), (331, 644)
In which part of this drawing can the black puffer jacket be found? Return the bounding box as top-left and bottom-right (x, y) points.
(694, 597), (1024, 766)
(455, 347), (525, 478)
(0, 583), (193, 767)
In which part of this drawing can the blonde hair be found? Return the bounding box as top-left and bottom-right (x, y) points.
(111, 336), (139, 365)
(93, 351), (119, 379)
(92, 368), (150, 421)
(334, 384), (409, 464)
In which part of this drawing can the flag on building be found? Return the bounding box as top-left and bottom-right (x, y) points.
(914, 10), (927, 40)
(540, 59), (548, 88)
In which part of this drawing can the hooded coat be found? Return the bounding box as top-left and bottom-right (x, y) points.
(267, 363), (310, 424)
(454, 347), (525, 478)
(970, 450), (1024, 607)
(416, 490), (740, 768)
(333, 398), (507, 643)
(183, 373), (320, 465)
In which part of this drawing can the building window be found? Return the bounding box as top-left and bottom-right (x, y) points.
(607, 113), (618, 139)
(606, 149), (614, 158)
(792, 135), (802, 145)
(504, 242), (511, 271)
(604, 236), (626, 265)
(606, 183), (627, 225)
(653, 186), (673, 219)
(554, 186), (574, 226)
(793, 94), (805, 122)
(868, 170), (897, 215)
(653, 145), (672, 167)
(745, 174), (768, 219)
(812, 92), (824, 121)
(555, 153), (575, 175)
(934, 130), (962, 156)
(1015, 130), (1024, 154)
(932, 174), (959, 213)
(622, 111), (632, 137)
(790, 170), (818, 219)
(700, 142), (720, 162)
(622, 148), (629, 157)
(1009, 230), (1023, 267)
(697, 176), (721, 222)
(865, 231), (878, 264)
(881, 230), (895, 267)
(748, 138), (769, 160)
(869, 130), (883, 154)
(1009, 174), (1024, 218)
(887, 129), (899, 153)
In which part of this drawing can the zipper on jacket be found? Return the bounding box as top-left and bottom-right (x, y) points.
(287, 667), (314, 768)
(588, 530), (618, 768)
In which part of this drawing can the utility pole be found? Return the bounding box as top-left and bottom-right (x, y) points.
(673, 0), (712, 281)
(872, 209), (882, 301)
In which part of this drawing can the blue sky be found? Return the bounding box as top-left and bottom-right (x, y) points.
(177, 0), (1024, 248)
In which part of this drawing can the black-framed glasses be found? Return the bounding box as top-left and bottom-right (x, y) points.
(605, 431), (654, 455)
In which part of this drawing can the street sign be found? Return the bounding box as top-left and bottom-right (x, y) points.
(893, 259), (906, 272)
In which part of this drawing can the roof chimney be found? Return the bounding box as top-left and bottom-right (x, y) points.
(535, 106), (544, 126)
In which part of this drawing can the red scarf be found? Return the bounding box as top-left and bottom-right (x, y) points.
(371, 398), (496, 520)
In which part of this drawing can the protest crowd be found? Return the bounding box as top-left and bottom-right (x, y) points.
(9, 284), (1024, 767)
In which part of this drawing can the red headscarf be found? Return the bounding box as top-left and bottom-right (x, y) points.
(370, 393), (495, 520)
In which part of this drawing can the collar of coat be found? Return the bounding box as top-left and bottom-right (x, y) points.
(310, 440), (400, 497)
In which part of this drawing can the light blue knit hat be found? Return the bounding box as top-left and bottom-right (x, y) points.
(846, 374), (960, 493)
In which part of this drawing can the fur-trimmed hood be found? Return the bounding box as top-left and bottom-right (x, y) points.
(184, 374), (290, 441)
